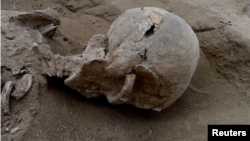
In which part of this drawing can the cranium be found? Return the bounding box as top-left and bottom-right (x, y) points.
(64, 7), (200, 111)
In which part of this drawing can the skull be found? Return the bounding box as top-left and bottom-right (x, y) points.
(64, 7), (200, 111)
(1, 7), (199, 112)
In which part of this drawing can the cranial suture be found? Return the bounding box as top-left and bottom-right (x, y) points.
(2, 7), (199, 112)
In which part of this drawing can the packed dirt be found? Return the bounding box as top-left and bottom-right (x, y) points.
(1, 0), (250, 141)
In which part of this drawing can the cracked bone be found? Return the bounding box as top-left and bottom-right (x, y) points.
(11, 74), (33, 100)
(1, 81), (15, 115)
(63, 7), (199, 111)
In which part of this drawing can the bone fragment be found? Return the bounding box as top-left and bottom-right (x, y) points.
(1, 81), (15, 115)
(11, 74), (33, 100)
(14, 7), (60, 28)
(10, 127), (19, 134)
(54, 54), (65, 78)
(107, 74), (136, 104)
(39, 24), (58, 39)
(13, 7), (60, 38)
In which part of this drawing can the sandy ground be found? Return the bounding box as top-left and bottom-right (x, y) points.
(1, 0), (250, 141)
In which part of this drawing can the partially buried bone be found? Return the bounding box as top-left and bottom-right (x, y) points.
(3, 7), (199, 111)
(1, 8), (59, 112)
(36, 7), (200, 111)
(64, 7), (200, 111)
(10, 7), (60, 39)
(1, 81), (15, 115)
(12, 7), (60, 28)
(11, 74), (33, 100)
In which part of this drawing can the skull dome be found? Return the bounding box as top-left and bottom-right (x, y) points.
(64, 7), (200, 111)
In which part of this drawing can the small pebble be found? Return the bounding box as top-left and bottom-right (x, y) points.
(32, 111), (37, 116)
(32, 42), (38, 48)
(10, 127), (19, 134)
(29, 106), (36, 111)
(5, 127), (10, 132)
(149, 130), (153, 134)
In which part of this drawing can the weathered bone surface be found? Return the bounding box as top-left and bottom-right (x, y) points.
(1, 81), (15, 115)
(11, 74), (33, 100)
(1, 8), (61, 116)
(2, 7), (199, 111)
(64, 7), (200, 111)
